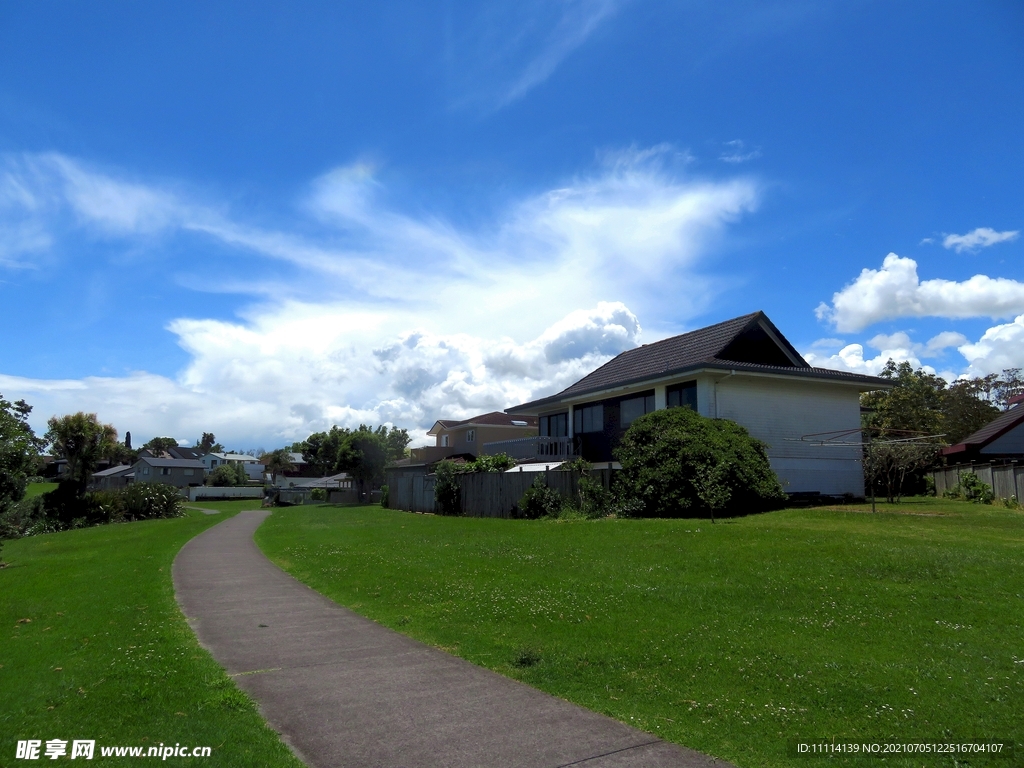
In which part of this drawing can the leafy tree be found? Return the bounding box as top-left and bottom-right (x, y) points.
(195, 432), (224, 453)
(44, 413), (119, 489)
(207, 463), (248, 487)
(993, 368), (1024, 410)
(468, 453), (516, 473)
(864, 441), (938, 503)
(615, 407), (786, 518)
(142, 436), (179, 455)
(298, 427), (347, 477)
(263, 449), (295, 486)
(337, 426), (389, 498)
(861, 361), (946, 438)
(1, 394), (44, 514)
(943, 378), (1000, 444)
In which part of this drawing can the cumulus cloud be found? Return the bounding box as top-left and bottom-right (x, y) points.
(1, 147), (755, 446)
(959, 315), (1024, 376)
(943, 227), (1019, 253)
(803, 329), (972, 378)
(2, 303), (641, 447)
(815, 253), (1024, 332)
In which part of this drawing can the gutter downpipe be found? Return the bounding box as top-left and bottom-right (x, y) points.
(714, 370), (737, 419)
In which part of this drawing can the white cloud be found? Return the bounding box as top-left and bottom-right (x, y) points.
(2, 303), (640, 448)
(815, 253), (1024, 332)
(942, 227), (1019, 253)
(0, 147), (756, 447)
(959, 314), (1024, 377)
(803, 329), (971, 377)
(719, 139), (762, 164)
(497, 0), (620, 107)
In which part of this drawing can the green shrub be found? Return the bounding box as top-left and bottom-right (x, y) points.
(379, 484), (389, 508)
(207, 462), (247, 487)
(434, 460), (462, 516)
(469, 453), (517, 473)
(310, 487), (327, 502)
(515, 476), (564, 519)
(943, 473), (994, 504)
(614, 407), (786, 518)
(558, 457), (612, 519)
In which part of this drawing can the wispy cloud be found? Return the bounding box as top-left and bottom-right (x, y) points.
(719, 139), (762, 164)
(815, 253), (1024, 332)
(498, 0), (621, 107)
(942, 227), (1019, 253)
(0, 147), (758, 446)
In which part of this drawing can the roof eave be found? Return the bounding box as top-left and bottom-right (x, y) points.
(507, 363), (892, 414)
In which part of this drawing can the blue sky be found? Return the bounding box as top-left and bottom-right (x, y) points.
(1, 1), (1022, 449)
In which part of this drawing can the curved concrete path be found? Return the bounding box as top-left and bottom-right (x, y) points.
(174, 510), (733, 768)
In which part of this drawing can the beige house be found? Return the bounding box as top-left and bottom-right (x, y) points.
(409, 412), (538, 463)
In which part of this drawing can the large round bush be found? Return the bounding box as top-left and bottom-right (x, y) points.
(614, 407), (786, 518)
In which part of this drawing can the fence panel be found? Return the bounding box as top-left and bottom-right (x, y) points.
(931, 462), (1022, 501)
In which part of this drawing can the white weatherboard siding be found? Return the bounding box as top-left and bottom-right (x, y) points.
(713, 376), (864, 496)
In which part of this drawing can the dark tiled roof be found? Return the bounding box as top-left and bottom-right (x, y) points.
(433, 412), (539, 430)
(941, 404), (1024, 455)
(136, 457), (205, 469)
(169, 446), (202, 460)
(508, 311), (890, 412)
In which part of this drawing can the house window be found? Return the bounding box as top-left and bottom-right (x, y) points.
(620, 394), (655, 427)
(184, 469), (194, 476)
(466, 430), (475, 443)
(539, 413), (568, 437)
(667, 381), (697, 410)
(573, 404), (604, 433)
(210, 459), (218, 467)
(142, 467), (150, 475)
(161, 467), (171, 475)
(441, 434), (449, 447)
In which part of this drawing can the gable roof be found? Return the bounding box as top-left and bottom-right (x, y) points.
(169, 446), (202, 460)
(508, 311), (889, 412)
(427, 412), (538, 435)
(941, 403), (1024, 456)
(92, 464), (135, 478)
(136, 457), (205, 469)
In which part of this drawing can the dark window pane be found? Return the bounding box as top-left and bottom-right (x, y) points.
(574, 409), (582, 434)
(621, 397), (646, 427)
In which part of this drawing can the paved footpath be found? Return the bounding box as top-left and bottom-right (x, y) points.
(173, 510), (734, 768)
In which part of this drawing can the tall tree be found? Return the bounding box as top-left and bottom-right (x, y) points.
(142, 436), (179, 455)
(263, 449), (295, 486)
(337, 426), (391, 498)
(861, 361), (946, 437)
(943, 378), (1000, 444)
(195, 432), (224, 453)
(44, 413), (118, 487)
(1, 394), (44, 511)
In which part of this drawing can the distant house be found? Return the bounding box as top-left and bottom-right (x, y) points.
(505, 311), (890, 497)
(941, 395), (1024, 462)
(409, 412), (538, 464)
(200, 452), (261, 472)
(134, 457), (205, 489)
(91, 464), (134, 491)
(285, 452), (313, 477)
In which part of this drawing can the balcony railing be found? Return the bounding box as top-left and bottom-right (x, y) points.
(481, 436), (577, 461)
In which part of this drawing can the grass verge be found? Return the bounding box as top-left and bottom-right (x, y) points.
(256, 498), (1024, 768)
(1, 501), (303, 767)
(24, 482), (58, 499)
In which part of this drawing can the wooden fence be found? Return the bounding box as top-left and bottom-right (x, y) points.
(931, 462), (1023, 501)
(387, 467), (617, 518)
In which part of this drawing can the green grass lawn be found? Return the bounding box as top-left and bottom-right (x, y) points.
(256, 498), (1024, 768)
(0, 501), (303, 767)
(24, 482), (58, 498)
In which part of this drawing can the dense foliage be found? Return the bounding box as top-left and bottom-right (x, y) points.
(207, 462), (249, 487)
(515, 476), (563, 519)
(433, 459), (462, 516)
(296, 424), (410, 494)
(1, 394), (44, 513)
(43, 412), (119, 488)
(615, 407), (786, 518)
(861, 361), (1022, 444)
(1, 482), (184, 538)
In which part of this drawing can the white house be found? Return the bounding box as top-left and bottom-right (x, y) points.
(504, 311), (891, 497)
(200, 452), (261, 472)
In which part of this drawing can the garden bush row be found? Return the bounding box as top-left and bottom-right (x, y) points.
(0, 481), (184, 539)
